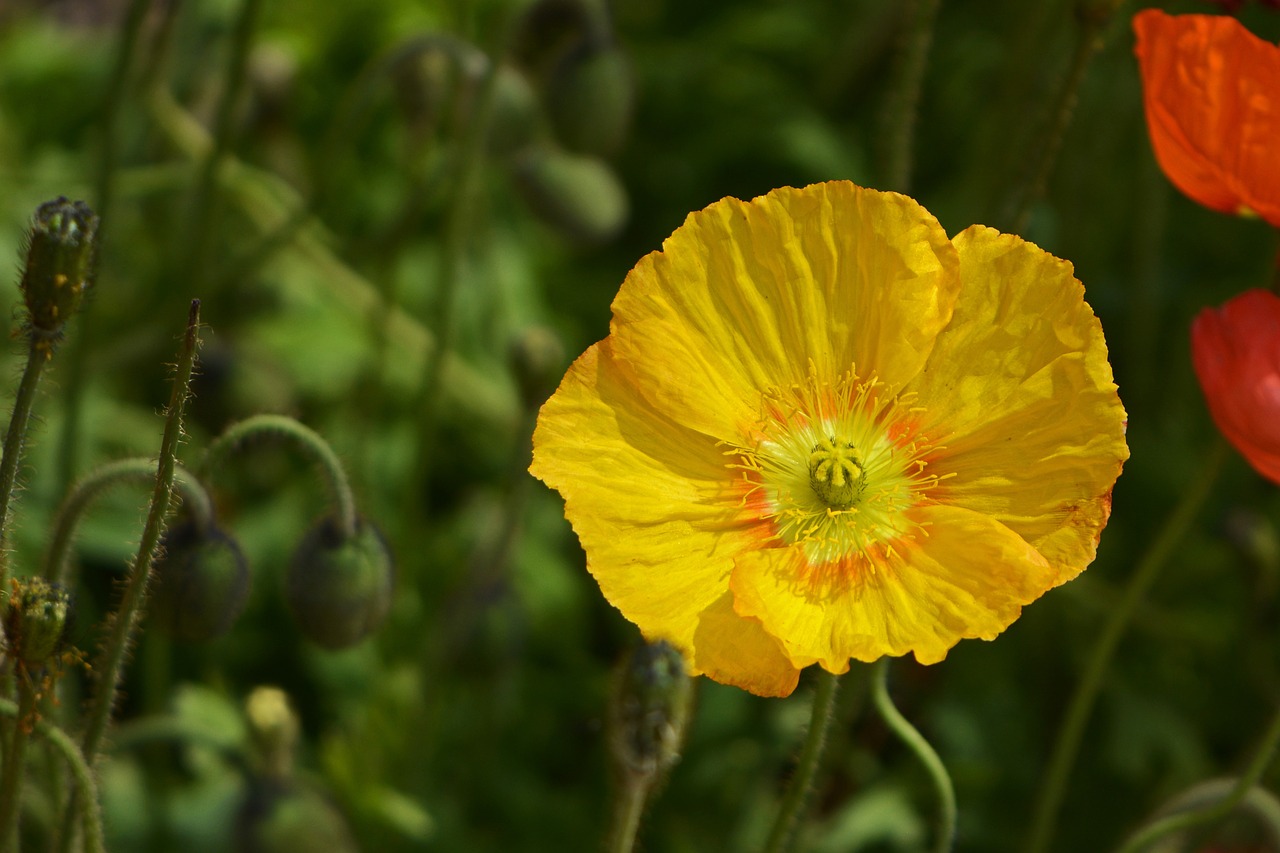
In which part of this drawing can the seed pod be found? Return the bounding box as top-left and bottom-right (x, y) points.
(511, 145), (628, 243)
(609, 639), (692, 780)
(20, 197), (98, 338)
(284, 515), (393, 650)
(545, 41), (633, 157)
(150, 520), (251, 642)
(4, 578), (71, 669)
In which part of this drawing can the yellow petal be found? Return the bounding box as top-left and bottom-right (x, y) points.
(609, 182), (960, 438)
(729, 505), (1058, 670)
(530, 341), (763, 656)
(908, 225), (1128, 578)
(690, 591), (801, 697)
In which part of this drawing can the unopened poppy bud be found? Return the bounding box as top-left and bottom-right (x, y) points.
(511, 145), (628, 243)
(284, 516), (393, 650)
(486, 65), (541, 158)
(4, 578), (71, 669)
(508, 326), (565, 410)
(546, 42), (633, 157)
(236, 778), (359, 853)
(150, 520), (251, 642)
(20, 197), (98, 338)
(609, 639), (692, 779)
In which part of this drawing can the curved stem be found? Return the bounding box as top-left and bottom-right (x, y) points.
(201, 413), (357, 538)
(79, 301), (201, 764)
(43, 459), (214, 584)
(763, 669), (840, 853)
(872, 658), (956, 853)
(0, 700), (104, 853)
(1024, 438), (1229, 853)
(1114, 703), (1280, 853)
(0, 338), (52, 593)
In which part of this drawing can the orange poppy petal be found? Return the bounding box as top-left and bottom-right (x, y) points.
(1134, 10), (1280, 225)
(1192, 289), (1280, 483)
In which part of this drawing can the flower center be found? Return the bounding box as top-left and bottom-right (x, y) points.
(727, 367), (947, 570)
(808, 436), (863, 509)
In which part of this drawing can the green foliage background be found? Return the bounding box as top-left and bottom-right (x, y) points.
(2, 0), (1280, 850)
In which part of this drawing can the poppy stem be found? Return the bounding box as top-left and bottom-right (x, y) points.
(1113, 702), (1280, 853)
(762, 669), (839, 853)
(880, 0), (941, 194)
(1008, 0), (1124, 233)
(871, 658), (957, 853)
(1024, 437), (1229, 853)
(607, 776), (651, 853)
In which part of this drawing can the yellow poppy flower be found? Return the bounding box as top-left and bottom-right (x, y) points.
(531, 181), (1128, 697)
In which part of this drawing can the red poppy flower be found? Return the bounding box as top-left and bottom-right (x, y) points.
(1133, 10), (1280, 226)
(1191, 289), (1280, 483)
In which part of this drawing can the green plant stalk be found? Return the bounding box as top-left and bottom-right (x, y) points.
(763, 669), (839, 853)
(57, 0), (154, 498)
(0, 677), (40, 851)
(0, 338), (52, 594)
(1114, 703), (1280, 853)
(1008, 0), (1126, 233)
(872, 658), (956, 853)
(145, 88), (518, 431)
(1024, 438), (1229, 853)
(78, 301), (201, 764)
(43, 459), (214, 584)
(410, 53), (501, 494)
(607, 774), (651, 853)
(881, 0), (941, 194)
(0, 700), (104, 853)
(185, 0), (263, 286)
(201, 413), (357, 538)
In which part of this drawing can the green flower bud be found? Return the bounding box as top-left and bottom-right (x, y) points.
(609, 639), (692, 780)
(508, 326), (565, 410)
(150, 520), (251, 642)
(236, 779), (359, 853)
(546, 42), (633, 157)
(486, 64), (542, 159)
(284, 516), (393, 650)
(511, 145), (629, 243)
(4, 578), (71, 669)
(20, 197), (98, 339)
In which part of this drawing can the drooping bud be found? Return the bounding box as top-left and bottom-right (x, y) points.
(546, 41), (633, 157)
(19, 197), (98, 341)
(4, 578), (71, 669)
(508, 326), (566, 411)
(284, 515), (393, 650)
(609, 639), (692, 780)
(511, 145), (628, 243)
(150, 520), (252, 642)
